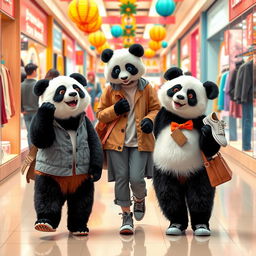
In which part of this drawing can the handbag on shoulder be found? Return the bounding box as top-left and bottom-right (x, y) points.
(20, 145), (38, 183)
(201, 151), (232, 187)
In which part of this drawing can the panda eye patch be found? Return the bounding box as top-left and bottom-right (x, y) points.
(53, 85), (66, 102)
(111, 65), (121, 79)
(125, 63), (138, 75)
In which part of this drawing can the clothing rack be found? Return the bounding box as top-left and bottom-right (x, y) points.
(235, 47), (256, 57)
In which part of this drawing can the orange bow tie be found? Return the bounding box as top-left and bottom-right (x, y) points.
(170, 120), (193, 132)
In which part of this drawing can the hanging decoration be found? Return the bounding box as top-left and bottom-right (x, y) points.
(144, 48), (156, 58)
(88, 31), (106, 48)
(119, 0), (137, 48)
(97, 42), (111, 54)
(90, 46), (96, 50)
(155, 0), (176, 17)
(161, 41), (168, 48)
(68, 0), (99, 25)
(149, 25), (166, 42)
(111, 25), (123, 38)
(149, 40), (162, 51)
(76, 16), (102, 33)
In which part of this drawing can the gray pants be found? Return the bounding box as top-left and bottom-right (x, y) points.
(107, 147), (148, 207)
(24, 112), (36, 147)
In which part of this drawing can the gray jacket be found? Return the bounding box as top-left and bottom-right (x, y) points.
(35, 116), (90, 176)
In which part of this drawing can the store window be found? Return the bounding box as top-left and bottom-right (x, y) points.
(220, 8), (256, 158)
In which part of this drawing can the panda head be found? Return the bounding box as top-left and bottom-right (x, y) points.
(34, 73), (91, 119)
(101, 44), (146, 85)
(158, 67), (219, 119)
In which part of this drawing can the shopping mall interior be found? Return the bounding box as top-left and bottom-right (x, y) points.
(0, 0), (256, 255)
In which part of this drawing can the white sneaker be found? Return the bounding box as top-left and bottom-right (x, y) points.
(203, 112), (227, 147)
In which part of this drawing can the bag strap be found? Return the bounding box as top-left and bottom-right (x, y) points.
(102, 118), (119, 145)
(201, 151), (211, 168)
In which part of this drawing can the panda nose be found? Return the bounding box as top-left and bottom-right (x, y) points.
(121, 76), (128, 80)
(177, 95), (185, 100)
(69, 92), (77, 97)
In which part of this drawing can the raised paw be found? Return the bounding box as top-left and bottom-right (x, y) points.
(38, 102), (56, 117)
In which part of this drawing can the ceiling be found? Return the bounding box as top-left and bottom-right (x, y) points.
(57, 0), (182, 50)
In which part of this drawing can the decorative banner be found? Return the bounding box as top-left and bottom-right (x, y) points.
(246, 13), (253, 47)
(0, 0), (14, 18)
(224, 30), (229, 55)
(76, 50), (84, 65)
(20, 0), (48, 46)
(229, 0), (256, 21)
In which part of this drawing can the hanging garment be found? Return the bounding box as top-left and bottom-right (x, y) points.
(0, 77), (8, 125)
(217, 71), (228, 111)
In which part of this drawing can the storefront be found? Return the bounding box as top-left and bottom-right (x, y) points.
(20, 0), (48, 79)
(180, 24), (200, 78)
(63, 33), (76, 75)
(53, 22), (64, 75)
(170, 45), (178, 67)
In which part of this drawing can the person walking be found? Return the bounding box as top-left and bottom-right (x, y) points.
(21, 63), (39, 147)
(86, 71), (102, 110)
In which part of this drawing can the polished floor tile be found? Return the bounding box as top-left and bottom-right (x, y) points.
(0, 156), (256, 255)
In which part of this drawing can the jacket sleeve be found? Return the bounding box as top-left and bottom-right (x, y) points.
(96, 86), (119, 124)
(143, 85), (161, 122)
(85, 116), (103, 182)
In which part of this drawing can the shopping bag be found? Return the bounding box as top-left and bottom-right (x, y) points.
(20, 145), (38, 183)
(201, 151), (232, 187)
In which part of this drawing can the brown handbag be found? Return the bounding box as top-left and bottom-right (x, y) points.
(20, 145), (38, 183)
(201, 151), (232, 187)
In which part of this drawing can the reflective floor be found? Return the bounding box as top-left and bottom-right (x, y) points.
(0, 156), (256, 256)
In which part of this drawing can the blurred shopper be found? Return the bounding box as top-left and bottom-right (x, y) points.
(86, 71), (102, 110)
(21, 63), (39, 147)
(21, 59), (26, 82)
(45, 68), (60, 80)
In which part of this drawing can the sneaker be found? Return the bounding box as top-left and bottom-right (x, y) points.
(133, 197), (145, 221)
(120, 212), (134, 235)
(194, 224), (211, 236)
(203, 112), (227, 147)
(166, 223), (185, 236)
(72, 227), (89, 236)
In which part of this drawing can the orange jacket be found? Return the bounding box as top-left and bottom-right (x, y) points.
(96, 79), (160, 152)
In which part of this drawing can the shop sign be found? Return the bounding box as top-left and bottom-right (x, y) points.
(63, 35), (75, 59)
(20, 0), (47, 46)
(247, 13), (253, 46)
(0, 0), (14, 18)
(21, 40), (28, 50)
(229, 0), (256, 21)
(76, 51), (84, 65)
(53, 25), (63, 53)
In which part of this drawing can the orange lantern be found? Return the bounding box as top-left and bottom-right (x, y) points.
(149, 40), (162, 51)
(149, 25), (166, 42)
(68, 0), (99, 25)
(144, 48), (156, 58)
(97, 42), (110, 54)
(77, 16), (102, 33)
(88, 31), (106, 48)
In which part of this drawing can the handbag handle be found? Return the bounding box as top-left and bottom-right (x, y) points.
(102, 118), (119, 145)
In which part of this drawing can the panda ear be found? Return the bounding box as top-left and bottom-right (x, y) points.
(164, 67), (183, 81)
(101, 49), (113, 63)
(34, 79), (49, 96)
(203, 81), (219, 99)
(70, 73), (87, 87)
(129, 44), (144, 57)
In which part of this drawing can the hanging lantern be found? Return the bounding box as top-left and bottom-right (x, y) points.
(149, 25), (166, 42)
(97, 42), (110, 54)
(68, 0), (99, 25)
(144, 49), (156, 58)
(149, 40), (162, 51)
(111, 25), (123, 38)
(161, 41), (168, 48)
(88, 31), (106, 48)
(90, 46), (95, 50)
(77, 16), (102, 33)
(155, 0), (176, 17)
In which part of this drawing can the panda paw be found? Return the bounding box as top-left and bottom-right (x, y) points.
(38, 102), (56, 117)
(141, 118), (153, 134)
(201, 124), (212, 137)
(114, 98), (130, 115)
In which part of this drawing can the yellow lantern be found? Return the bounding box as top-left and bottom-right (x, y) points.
(149, 40), (162, 51)
(144, 48), (156, 58)
(149, 25), (166, 42)
(68, 0), (99, 25)
(77, 16), (102, 33)
(88, 31), (106, 48)
(97, 42), (110, 54)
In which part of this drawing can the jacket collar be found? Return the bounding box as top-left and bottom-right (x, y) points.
(110, 77), (149, 91)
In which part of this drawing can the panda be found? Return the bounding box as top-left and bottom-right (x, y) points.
(30, 73), (103, 236)
(153, 67), (220, 236)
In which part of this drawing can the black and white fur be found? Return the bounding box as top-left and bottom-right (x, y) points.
(30, 73), (103, 234)
(153, 67), (220, 234)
